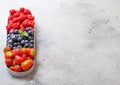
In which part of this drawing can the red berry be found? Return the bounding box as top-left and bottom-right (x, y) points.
(27, 15), (34, 20)
(24, 9), (31, 14)
(19, 7), (25, 12)
(12, 22), (20, 29)
(9, 66), (15, 71)
(13, 12), (20, 18)
(9, 9), (16, 15)
(20, 25), (25, 31)
(8, 15), (13, 20)
(5, 59), (13, 66)
(28, 21), (35, 27)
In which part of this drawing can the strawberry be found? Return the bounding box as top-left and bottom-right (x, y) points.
(14, 48), (22, 56)
(9, 66), (15, 71)
(21, 48), (28, 54)
(14, 65), (22, 72)
(4, 51), (13, 59)
(21, 59), (34, 71)
(5, 59), (13, 66)
(22, 54), (28, 61)
(28, 48), (36, 58)
(3, 46), (11, 53)
(13, 59), (17, 66)
(15, 55), (23, 65)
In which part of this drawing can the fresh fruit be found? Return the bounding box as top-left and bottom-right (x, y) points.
(6, 8), (35, 32)
(4, 51), (13, 59)
(5, 59), (13, 66)
(4, 8), (36, 72)
(21, 48), (28, 54)
(28, 48), (36, 58)
(19, 7), (25, 12)
(14, 48), (22, 56)
(15, 55), (23, 64)
(9, 66), (15, 71)
(3, 46), (11, 53)
(22, 54), (27, 61)
(14, 65), (22, 72)
(21, 59), (34, 71)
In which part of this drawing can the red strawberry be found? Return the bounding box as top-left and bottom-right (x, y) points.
(13, 59), (17, 66)
(4, 51), (13, 59)
(5, 59), (13, 66)
(9, 66), (15, 71)
(21, 59), (34, 71)
(14, 65), (22, 72)
(15, 55), (23, 65)
(22, 54), (28, 61)
(21, 48), (28, 54)
(28, 48), (36, 58)
(14, 48), (22, 56)
(3, 46), (11, 53)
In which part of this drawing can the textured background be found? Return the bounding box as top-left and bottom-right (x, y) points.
(0, 0), (120, 85)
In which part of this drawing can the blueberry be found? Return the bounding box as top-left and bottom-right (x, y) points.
(25, 40), (29, 43)
(28, 36), (33, 40)
(29, 43), (34, 48)
(13, 43), (18, 46)
(21, 40), (25, 45)
(30, 40), (34, 43)
(7, 34), (10, 38)
(10, 34), (14, 38)
(28, 30), (34, 36)
(13, 47), (17, 49)
(24, 43), (29, 47)
(26, 27), (31, 31)
(8, 39), (13, 44)
(9, 30), (15, 34)
(17, 36), (22, 41)
(17, 45), (22, 48)
(12, 35), (17, 41)
(14, 29), (18, 34)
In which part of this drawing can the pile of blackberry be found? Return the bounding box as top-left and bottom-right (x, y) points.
(7, 27), (34, 49)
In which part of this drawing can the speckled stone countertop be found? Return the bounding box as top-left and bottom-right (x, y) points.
(0, 0), (120, 85)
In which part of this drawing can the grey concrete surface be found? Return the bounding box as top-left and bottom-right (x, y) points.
(0, 0), (120, 85)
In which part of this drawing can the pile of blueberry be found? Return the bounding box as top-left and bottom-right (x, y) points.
(7, 27), (34, 49)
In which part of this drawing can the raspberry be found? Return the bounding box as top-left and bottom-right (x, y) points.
(8, 15), (13, 20)
(13, 18), (18, 23)
(22, 19), (29, 27)
(9, 9), (15, 15)
(19, 14), (27, 21)
(24, 9), (31, 14)
(19, 7), (25, 12)
(28, 21), (34, 27)
(27, 15), (34, 20)
(12, 22), (20, 29)
(20, 25), (25, 31)
(13, 12), (20, 18)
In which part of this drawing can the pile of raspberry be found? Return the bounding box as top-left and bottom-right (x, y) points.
(6, 7), (35, 33)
